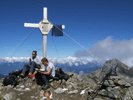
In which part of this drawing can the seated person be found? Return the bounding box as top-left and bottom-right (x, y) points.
(20, 51), (41, 77)
(37, 57), (55, 90)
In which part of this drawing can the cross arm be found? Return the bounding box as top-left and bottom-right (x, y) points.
(24, 23), (39, 28)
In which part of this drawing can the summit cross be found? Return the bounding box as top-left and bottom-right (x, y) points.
(24, 7), (65, 57)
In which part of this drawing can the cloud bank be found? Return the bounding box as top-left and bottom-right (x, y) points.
(0, 56), (104, 67)
(74, 36), (133, 67)
(48, 56), (103, 66)
(0, 57), (102, 75)
(0, 57), (29, 63)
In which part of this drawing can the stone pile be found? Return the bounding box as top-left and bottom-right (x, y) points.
(87, 75), (132, 100)
(82, 59), (133, 100)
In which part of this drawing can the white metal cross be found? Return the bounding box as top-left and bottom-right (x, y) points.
(24, 7), (65, 57)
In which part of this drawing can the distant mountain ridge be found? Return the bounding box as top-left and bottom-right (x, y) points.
(0, 74), (5, 79)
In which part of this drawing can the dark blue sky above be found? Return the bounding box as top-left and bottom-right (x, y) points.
(0, 0), (133, 58)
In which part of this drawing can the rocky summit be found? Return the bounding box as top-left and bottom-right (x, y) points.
(1, 59), (133, 100)
(82, 59), (133, 100)
(0, 72), (89, 100)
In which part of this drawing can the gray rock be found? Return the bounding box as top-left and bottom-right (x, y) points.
(14, 88), (22, 91)
(113, 86), (121, 91)
(107, 87), (120, 99)
(106, 87), (113, 92)
(125, 83), (131, 87)
(0, 85), (3, 90)
(101, 89), (108, 96)
(54, 88), (64, 94)
(114, 80), (127, 86)
(123, 86), (133, 100)
(102, 97), (114, 100)
(7, 85), (12, 88)
(3, 92), (14, 100)
(108, 80), (114, 85)
(93, 98), (104, 100)
(68, 90), (78, 94)
(25, 88), (31, 91)
(67, 84), (73, 90)
(18, 92), (24, 96)
(107, 92), (117, 99)
(20, 85), (24, 88)
(31, 96), (34, 98)
(110, 76), (121, 80)
(28, 83), (33, 87)
(31, 85), (36, 89)
(123, 91), (133, 100)
(66, 81), (78, 89)
(0, 91), (1, 95)
(103, 80), (109, 86)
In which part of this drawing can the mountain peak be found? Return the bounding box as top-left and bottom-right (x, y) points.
(104, 59), (128, 70)
(82, 59), (132, 83)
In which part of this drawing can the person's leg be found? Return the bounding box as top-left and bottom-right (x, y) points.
(29, 61), (40, 75)
(29, 61), (36, 75)
(21, 63), (31, 75)
(45, 75), (54, 81)
(41, 74), (49, 85)
(36, 63), (41, 69)
(41, 74), (51, 90)
(35, 73), (44, 85)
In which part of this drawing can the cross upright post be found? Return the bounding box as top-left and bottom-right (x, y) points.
(24, 7), (65, 57)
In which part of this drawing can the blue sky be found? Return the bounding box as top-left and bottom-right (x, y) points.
(0, 0), (133, 59)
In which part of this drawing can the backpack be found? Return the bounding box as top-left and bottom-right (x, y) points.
(3, 70), (22, 87)
(55, 68), (70, 81)
(3, 75), (18, 87)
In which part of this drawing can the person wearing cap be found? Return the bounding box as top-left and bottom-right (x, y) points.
(37, 57), (55, 90)
(20, 51), (41, 77)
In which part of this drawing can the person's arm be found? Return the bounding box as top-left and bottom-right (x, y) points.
(39, 68), (51, 75)
(34, 57), (41, 65)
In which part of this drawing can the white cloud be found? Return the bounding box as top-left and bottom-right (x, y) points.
(0, 57), (29, 63)
(0, 56), (103, 67)
(74, 36), (133, 67)
(122, 57), (133, 67)
(48, 56), (103, 66)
